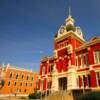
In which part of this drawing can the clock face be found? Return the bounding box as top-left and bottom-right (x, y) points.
(60, 27), (65, 34)
(78, 32), (80, 35)
(77, 30), (81, 35)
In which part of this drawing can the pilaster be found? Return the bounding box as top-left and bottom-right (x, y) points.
(67, 64), (77, 90)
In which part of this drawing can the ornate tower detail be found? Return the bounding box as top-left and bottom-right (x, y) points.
(65, 7), (75, 26)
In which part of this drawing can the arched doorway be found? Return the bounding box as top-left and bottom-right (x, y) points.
(58, 77), (67, 90)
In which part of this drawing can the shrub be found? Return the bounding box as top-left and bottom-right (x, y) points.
(0, 80), (5, 86)
(77, 91), (100, 100)
(28, 92), (41, 99)
(66, 24), (75, 32)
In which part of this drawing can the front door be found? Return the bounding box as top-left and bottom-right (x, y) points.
(58, 77), (67, 90)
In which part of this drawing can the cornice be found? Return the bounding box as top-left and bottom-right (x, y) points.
(54, 31), (85, 43)
(75, 37), (100, 52)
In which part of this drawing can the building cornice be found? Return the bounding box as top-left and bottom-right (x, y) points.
(41, 56), (54, 62)
(6, 66), (34, 73)
(75, 37), (100, 52)
(54, 31), (85, 43)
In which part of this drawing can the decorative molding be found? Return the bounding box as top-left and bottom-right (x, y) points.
(54, 31), (85, 43)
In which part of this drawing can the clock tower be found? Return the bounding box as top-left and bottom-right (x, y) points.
(53, 7), (86, 90)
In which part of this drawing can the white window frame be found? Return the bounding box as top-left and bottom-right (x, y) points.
(94, 50), (100, 64)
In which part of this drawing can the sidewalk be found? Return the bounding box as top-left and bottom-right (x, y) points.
(0, 96), (28, 100)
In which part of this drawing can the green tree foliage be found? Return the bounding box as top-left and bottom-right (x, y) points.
(28, 88), (41, 99)
(0, 80), (5, 86)
(77, 91), (100, 100)
(66, 24), (75, 32)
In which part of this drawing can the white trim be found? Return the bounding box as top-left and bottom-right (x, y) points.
(96, 72), (99, 87)
(75, 38), (100, 51)
(54, 31), (85, 43)
(6, 66), (33, 73)
(94, 50), (100, 64)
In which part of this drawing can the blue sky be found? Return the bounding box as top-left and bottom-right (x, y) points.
(0, 0), (100, 71)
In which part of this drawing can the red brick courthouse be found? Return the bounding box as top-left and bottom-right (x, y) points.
(38, 10), (100, 93)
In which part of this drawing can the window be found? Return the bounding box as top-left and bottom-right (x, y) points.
(85, 53), (89, 67)
(97, 72), (100, 79)
(20, 82), (22, 86)
(30, 83), (32, 87)
(97, 72), (100, 86)
(8, 81), (10, 86)
(78, 53), (89, 68)
(16, 73), (18, 79)
(26, 83), (28, 87)
(14, 82), (17, 86)
(9, 73), (13, 78)
(31, 77), (34, 80)
(75, 57), (78, 66)
(88, 74), (91, 87)
(27, 75), (30, 80)
(82, 53), (89, 68)
(21, 74), (24, 79)
(81, 55), (84, 68)
(24, 89), (27, 93)
(17, 89), (21, 93)
(78, 55), (81, 68)
(94, 50), (100, 64)
(50, 64), (54, 72)
(19, 89), (21, 92)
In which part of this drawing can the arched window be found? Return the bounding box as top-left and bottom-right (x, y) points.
(26, 83), (28, 87)
(20, 82), (22, 86)
(24, 89), (27, 93)
(31, 77), (34, 80)
(9, 73), (13, 78)
(8, 81), (11, 86)
(16, 73), (18, 79)
(27, 75), (30, 80)
(21, 74), (24, 79)
(94, 50), (100, 64)
(14, 82), (17, 86)
(30, 83), (32, 87)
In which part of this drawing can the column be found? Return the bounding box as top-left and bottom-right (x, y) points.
(88, 47), (94, 65)
(67, 60), (77, 90)
(51, 62), (58, 92)
(43, 78), (47, 91)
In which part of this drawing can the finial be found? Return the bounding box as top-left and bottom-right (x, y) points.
(69, 6), (71, 17)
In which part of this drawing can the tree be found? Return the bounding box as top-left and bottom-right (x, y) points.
(66, 24), (75, 32)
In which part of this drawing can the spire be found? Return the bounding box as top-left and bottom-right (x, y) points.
(69, 6), (71, 17)
(65, 6), (75, 26)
